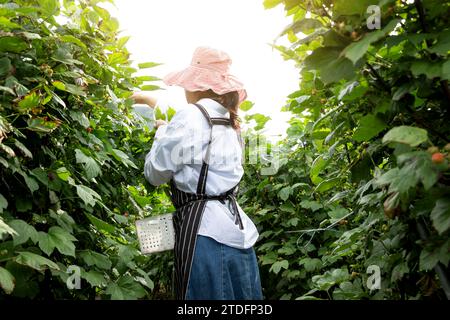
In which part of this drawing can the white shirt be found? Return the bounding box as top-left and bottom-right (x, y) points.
(144, 98), (259, 249)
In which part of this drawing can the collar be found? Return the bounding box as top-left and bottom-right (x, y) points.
(197, 98), (230, 117)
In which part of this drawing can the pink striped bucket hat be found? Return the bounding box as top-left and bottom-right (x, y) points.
(163, 46), (247, 104)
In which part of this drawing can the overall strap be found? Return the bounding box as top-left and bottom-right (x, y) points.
(192, 103), (244, 230)
(193, 103), (231, 195)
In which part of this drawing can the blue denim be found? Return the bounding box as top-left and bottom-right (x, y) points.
(186, 235), (263, 300)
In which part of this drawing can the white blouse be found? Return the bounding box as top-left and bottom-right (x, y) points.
(144, 98), (259, 249)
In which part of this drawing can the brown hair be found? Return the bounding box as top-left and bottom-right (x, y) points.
(195, 90), (240, 130)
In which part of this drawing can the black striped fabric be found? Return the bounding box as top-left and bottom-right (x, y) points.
(169, 103), (244, 300)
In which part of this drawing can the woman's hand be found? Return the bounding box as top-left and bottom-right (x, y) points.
(130, 92), (157, 108)
(155, 119), (167, 128)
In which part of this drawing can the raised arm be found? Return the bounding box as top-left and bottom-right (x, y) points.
(130, 92), (158, 108)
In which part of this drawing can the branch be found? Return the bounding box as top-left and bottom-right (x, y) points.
(414, 0), (428, 33)
(366, 62), (391, 93)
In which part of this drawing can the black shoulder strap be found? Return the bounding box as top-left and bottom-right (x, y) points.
(193, 103), (233, 195)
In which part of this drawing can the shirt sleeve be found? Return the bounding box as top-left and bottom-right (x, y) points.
(144, 107), (197, 186)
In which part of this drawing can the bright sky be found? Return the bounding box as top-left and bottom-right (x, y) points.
(107, 0), (299, 137)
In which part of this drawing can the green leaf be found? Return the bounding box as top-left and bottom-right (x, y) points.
(334, 0), (378, 16)
(343, 19), (399, 64)
(14, 140), (32, 158)
(299, 258), (322, 272)
(239, 101), (254, 112)
(270, 260), (289, 274)
(166, 107), (176, 121)
(154, 106), (165, 120)
(327, 207), (350, 219)
(136, 75), (161, 82)
(56, 167), (71, 181)
(81, 270), (106, 287)
(19, 172), (39, 193)
(332, 280), (366, 300)
(38, 227), (76, 257)
(304, 48), (357, 84)
(9, 219), (39, 246)
(441, 60), (450, 81)
(278, 186), (291, 201)
(338, 81), (368, 101)
(50, 227), (77, 256)
(281, 19), (323, 36)
(140, 85), (160, 91)
(310, 155), (329, 185)
(85, 213), (116, 233)
(245, 113), (271, 131)
(111, 149), (138, 169)
(79, 250), (112, 270)
(76, 185), (101, 207)
(51, 91), (66, 108)
(391, 262), (409, 282)
(18, 92), (40, 111)
(0, 85), (15, 95)
(315, 178), (340, 193)
(263, 0), (282, 9)
(0, 16), (21, 30)
(0, 193), (8, 213)
(38, 0), (60, 16)
(0, 267), (15, 294)
(75, 149), (101, 180)
(382, 126), (428, 147)
(138, 62), (162, 69)
(419, 240), (450, 271)
(430, 199), (450, 235)
(312, 268), (350, 291)
(0, 217), (17, 238)
(352, 114), (387, 142)
(15, 251), (59, 272)
(26, 117), (59, 133)
(20, 32), (41, 40)
(69, 111), (90, 128)
(60, 35), (87, 50)
(0, 57), (12, 77)
(300, 200), (323, 212)
(428, 29), (450, 55)
(0, 37), (28, 53)
(411, 60), (444, 79)
(53, 80), (86, 96)
(106, 275), (147, 300)
(37, 231), (54, 256)
(136, 268), (154, 290)
(52, 81), (66, 91)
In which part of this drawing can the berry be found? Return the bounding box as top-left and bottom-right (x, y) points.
(432, 153), (445, 164)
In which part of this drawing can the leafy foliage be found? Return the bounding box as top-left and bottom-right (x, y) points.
(241, 0), (450, 299)
(0, 0), (174, 299)
(1, 0), (449, 301)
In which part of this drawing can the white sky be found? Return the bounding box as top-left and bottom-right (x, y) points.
(107, 0), (299, 137)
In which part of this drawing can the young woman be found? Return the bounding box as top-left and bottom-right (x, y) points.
(132, 47), (262, 300)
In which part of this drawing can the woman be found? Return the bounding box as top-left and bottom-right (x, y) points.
(132, 46), (262, 300)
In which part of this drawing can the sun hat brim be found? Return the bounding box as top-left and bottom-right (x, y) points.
(163, 65), (248, 105)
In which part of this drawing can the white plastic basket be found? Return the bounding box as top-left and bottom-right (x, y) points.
(135, 213), (175, 254)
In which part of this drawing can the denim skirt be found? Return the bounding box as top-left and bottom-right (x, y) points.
(185, 235), (263, 300)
